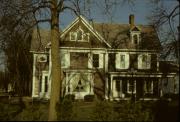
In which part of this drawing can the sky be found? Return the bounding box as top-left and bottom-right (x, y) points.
(39, 0), (179, 30)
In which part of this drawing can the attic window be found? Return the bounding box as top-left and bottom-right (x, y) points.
(133, 35), (138, 44)
(70, 27), (89, 42)
(77, 29), (83, 40)
(70, 32), (76, 41)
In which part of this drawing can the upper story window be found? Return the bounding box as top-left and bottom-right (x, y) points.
(138, 54), (151, 69)
(93, 54), (99, 68)
(91, 53), (104, 69)
(120, 55), (125, 68)
(116, 53), (129, 69)
(70, 26), (89, 42)
(60, 52), (70, 68)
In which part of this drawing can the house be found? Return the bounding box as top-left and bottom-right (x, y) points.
(30, 15), (178, 101)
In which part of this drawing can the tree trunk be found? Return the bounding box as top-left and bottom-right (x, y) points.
(48, 0), (61, 121)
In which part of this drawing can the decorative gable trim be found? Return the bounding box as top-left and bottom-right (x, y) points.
(61, 15), (111, 48)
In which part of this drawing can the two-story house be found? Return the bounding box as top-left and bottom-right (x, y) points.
(30, 15), (177, 100)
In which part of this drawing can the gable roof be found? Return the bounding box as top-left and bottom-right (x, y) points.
(92, 23), (161, 50)
(131, 26), (140, 31)
(60, 15), (111, 48)
(30, 16), (161, 52)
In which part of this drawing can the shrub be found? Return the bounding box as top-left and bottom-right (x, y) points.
(56, 97), (76, 121)
(91, 100), (118, 121)
(84, 95), (94, 102)
(64, 94), (75, 101)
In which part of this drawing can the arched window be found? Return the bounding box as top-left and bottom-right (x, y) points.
(133, 34), (138, 44)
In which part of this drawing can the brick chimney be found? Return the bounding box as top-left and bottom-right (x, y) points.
(129, 14), (135, 29)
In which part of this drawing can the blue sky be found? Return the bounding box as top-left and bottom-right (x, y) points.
(39, 0), (178, 30)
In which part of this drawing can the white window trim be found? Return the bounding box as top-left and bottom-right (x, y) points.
(70, 32), (77, 41)
(138, 53), (151, 69)
(69, 26), (89, 42)
(131, 32), (141, 44)
(127, 80), (136, 94)
(92, 53), (104, 69)
(116, 53), (129, 69)
(61, 52), (70, 68)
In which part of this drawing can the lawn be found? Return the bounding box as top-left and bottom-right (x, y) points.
(0, 97), (179, 121)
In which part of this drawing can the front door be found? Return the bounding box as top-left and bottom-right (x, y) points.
(67, 73), (93, 99)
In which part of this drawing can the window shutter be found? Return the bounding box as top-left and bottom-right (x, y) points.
(61, 52), (70, 68)
(88, 53), (92, 68)
(115, 53), (120, 69)
(65, 53), (70, 68)
(99, 54), (104, 68)
(147, 54), (151, 69)
(138, 54), (142, 69)
(125, 53), (129, 69)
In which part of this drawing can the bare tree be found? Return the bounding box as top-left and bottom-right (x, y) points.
(148, 0), (179, 62)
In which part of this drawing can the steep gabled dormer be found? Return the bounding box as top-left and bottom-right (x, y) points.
(129, 14), (141, 45)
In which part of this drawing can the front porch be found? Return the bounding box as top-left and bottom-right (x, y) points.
(62, 70), (94, 100)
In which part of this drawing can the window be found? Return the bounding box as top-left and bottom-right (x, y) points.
(77, 29), (83, 40)
(127, 80), (136, 93)
(138, 54), (151, 69)
(45, 76), (48, 92)
(145, 81), (153, 93)
(133, 35), (138, 44)
(116, 53), (129, 69)
(61, 52), (70, 68)
(120, 55), (125, 68)
(70, 32), (76, 41)
(93, 54), (99, 68)
(69, 27), (89, 42)
(142, 55), (148, 68)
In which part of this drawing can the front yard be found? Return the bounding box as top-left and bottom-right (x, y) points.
(0, 96), (179, 121)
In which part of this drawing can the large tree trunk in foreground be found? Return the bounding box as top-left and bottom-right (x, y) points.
(48, 0), (61, 121)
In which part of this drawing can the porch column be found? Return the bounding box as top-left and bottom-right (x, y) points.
(110, 76), (113, 100)
(105, 77), (109, 99)
(144, 80), (146, 94)
(159, 78), (163, 97)
(41, 75), (45, 95)
(105, 52), (108, 72)
(32, 54), (37, 97)
(66, 73), (68, 94)
(157, 54), (159, 71)
(112, 79), (116, 98)
(90, 74), (94, 94)
(151, 80), (154, 94)
(134, 80), (136, 98)
(120, 80), (123, 98)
